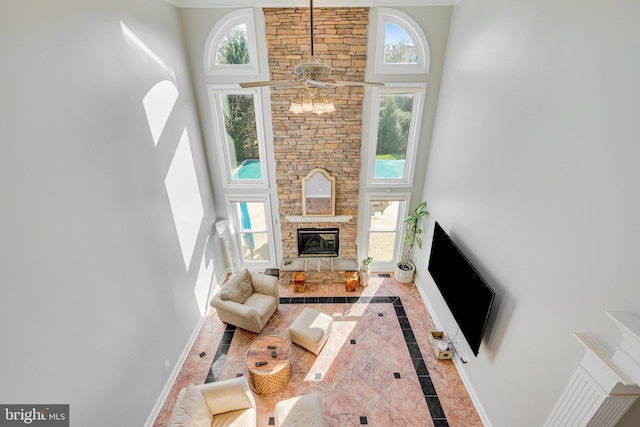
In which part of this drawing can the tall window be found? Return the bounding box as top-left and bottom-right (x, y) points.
(360, 9), (431, 270)
(222, 93), (259, 180)
(375, 92), (413, 180)
(206, 9), (280, 270)
(363, 194), (410, 269)
(209, 88), (268, 188)
(228, 197), (275, 266)
(368, 85), (425, 187)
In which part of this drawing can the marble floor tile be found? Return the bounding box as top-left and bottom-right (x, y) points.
(153, 273), (483, 427)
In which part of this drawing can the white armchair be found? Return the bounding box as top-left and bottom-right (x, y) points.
(210, 269), (280, 334)
(168, 376), (256, 427)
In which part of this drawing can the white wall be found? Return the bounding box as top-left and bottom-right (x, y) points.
(0, 1), (222, 425)
(417, 0), (640, 425)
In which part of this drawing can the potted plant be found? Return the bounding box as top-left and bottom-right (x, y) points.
(395, 201), (429, 283)
(360, 256), (373, 287)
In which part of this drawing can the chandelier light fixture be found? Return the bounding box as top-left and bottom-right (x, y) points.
(239, 0), (384, 106)
(288, 87), (336, 115)
(287, 0), (335, 115)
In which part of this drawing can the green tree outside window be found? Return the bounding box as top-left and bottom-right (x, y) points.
(216, 25), (249, 65)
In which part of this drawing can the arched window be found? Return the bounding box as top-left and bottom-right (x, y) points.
(204, 9), (260, 76)
(374, 8), (430, 75)
(215, 23), (249, 66)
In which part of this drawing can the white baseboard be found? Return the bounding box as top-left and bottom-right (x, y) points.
(413, 276), (493, 427)
(143, 271), (231, 427)
(143, 316), (205, 427)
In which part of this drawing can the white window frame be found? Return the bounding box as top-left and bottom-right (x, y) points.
(208, 85), (269, 190)
(375, 8), (430, 75)
(204, 9), (260, 76)
(361, 192), (411, 271)
(366, 83), (427, 188)
(226, 194), (276, 271)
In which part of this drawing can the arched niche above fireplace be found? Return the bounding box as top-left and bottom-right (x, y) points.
(302, 168), (335, 217)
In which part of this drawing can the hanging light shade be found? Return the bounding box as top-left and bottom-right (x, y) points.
(319, 91), (335, 113)
(288, 87), (335, 115)
(288, 102), (303, 114)
(324, 102), (336, 113)
(288, 89), (304, 114)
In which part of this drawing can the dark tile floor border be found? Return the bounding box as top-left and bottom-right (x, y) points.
(206, 296), (449, 426)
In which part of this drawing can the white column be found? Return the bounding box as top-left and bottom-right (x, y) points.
(607, 311), (640, 386)
(544, 311), (640, 427)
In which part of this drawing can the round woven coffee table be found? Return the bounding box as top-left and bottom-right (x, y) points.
(246, 335), (292, 394)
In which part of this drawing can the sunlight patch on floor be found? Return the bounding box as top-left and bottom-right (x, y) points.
(304, 319), (357, 382)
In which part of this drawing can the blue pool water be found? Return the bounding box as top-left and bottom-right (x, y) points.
(233, 159), (405, 180)
(374, 159), (405, 179)
(232, 159), (261, 179)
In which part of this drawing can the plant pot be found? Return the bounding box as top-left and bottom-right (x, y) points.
(359, 266), (370, 287)
(394, 261), (415, 284)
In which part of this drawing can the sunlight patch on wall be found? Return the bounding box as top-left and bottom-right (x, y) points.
(120, 21), (176, 81)
(165, 128), (205, 270)
(143, 81), (179, 146)
(194, 235), (214, 316)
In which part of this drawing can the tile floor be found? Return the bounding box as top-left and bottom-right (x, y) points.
(153, 273), (483, 427)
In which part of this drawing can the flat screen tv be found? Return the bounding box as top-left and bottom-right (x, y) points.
(428, 222), (495, 356)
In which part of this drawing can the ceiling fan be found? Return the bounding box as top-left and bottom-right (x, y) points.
(239, 0), (383, 90)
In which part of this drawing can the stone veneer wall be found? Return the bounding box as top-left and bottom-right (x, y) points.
(263, 7), (368, 260)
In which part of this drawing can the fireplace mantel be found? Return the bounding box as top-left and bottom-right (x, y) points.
(285, 215), (352, 223)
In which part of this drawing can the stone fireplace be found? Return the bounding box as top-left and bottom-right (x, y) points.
(264, 7), (368, 265)
(297, 228), (339, 258)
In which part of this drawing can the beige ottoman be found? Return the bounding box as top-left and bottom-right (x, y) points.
(274, 393), (329, 427)
(288, 307), (333, 355)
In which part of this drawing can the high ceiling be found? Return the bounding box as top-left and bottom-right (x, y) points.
(164, 0), (458, 8)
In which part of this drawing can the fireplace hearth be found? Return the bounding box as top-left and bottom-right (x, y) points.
(297, 228), (339, 258)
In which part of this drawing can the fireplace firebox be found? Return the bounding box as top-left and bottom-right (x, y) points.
(297, 228), (339, 258)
